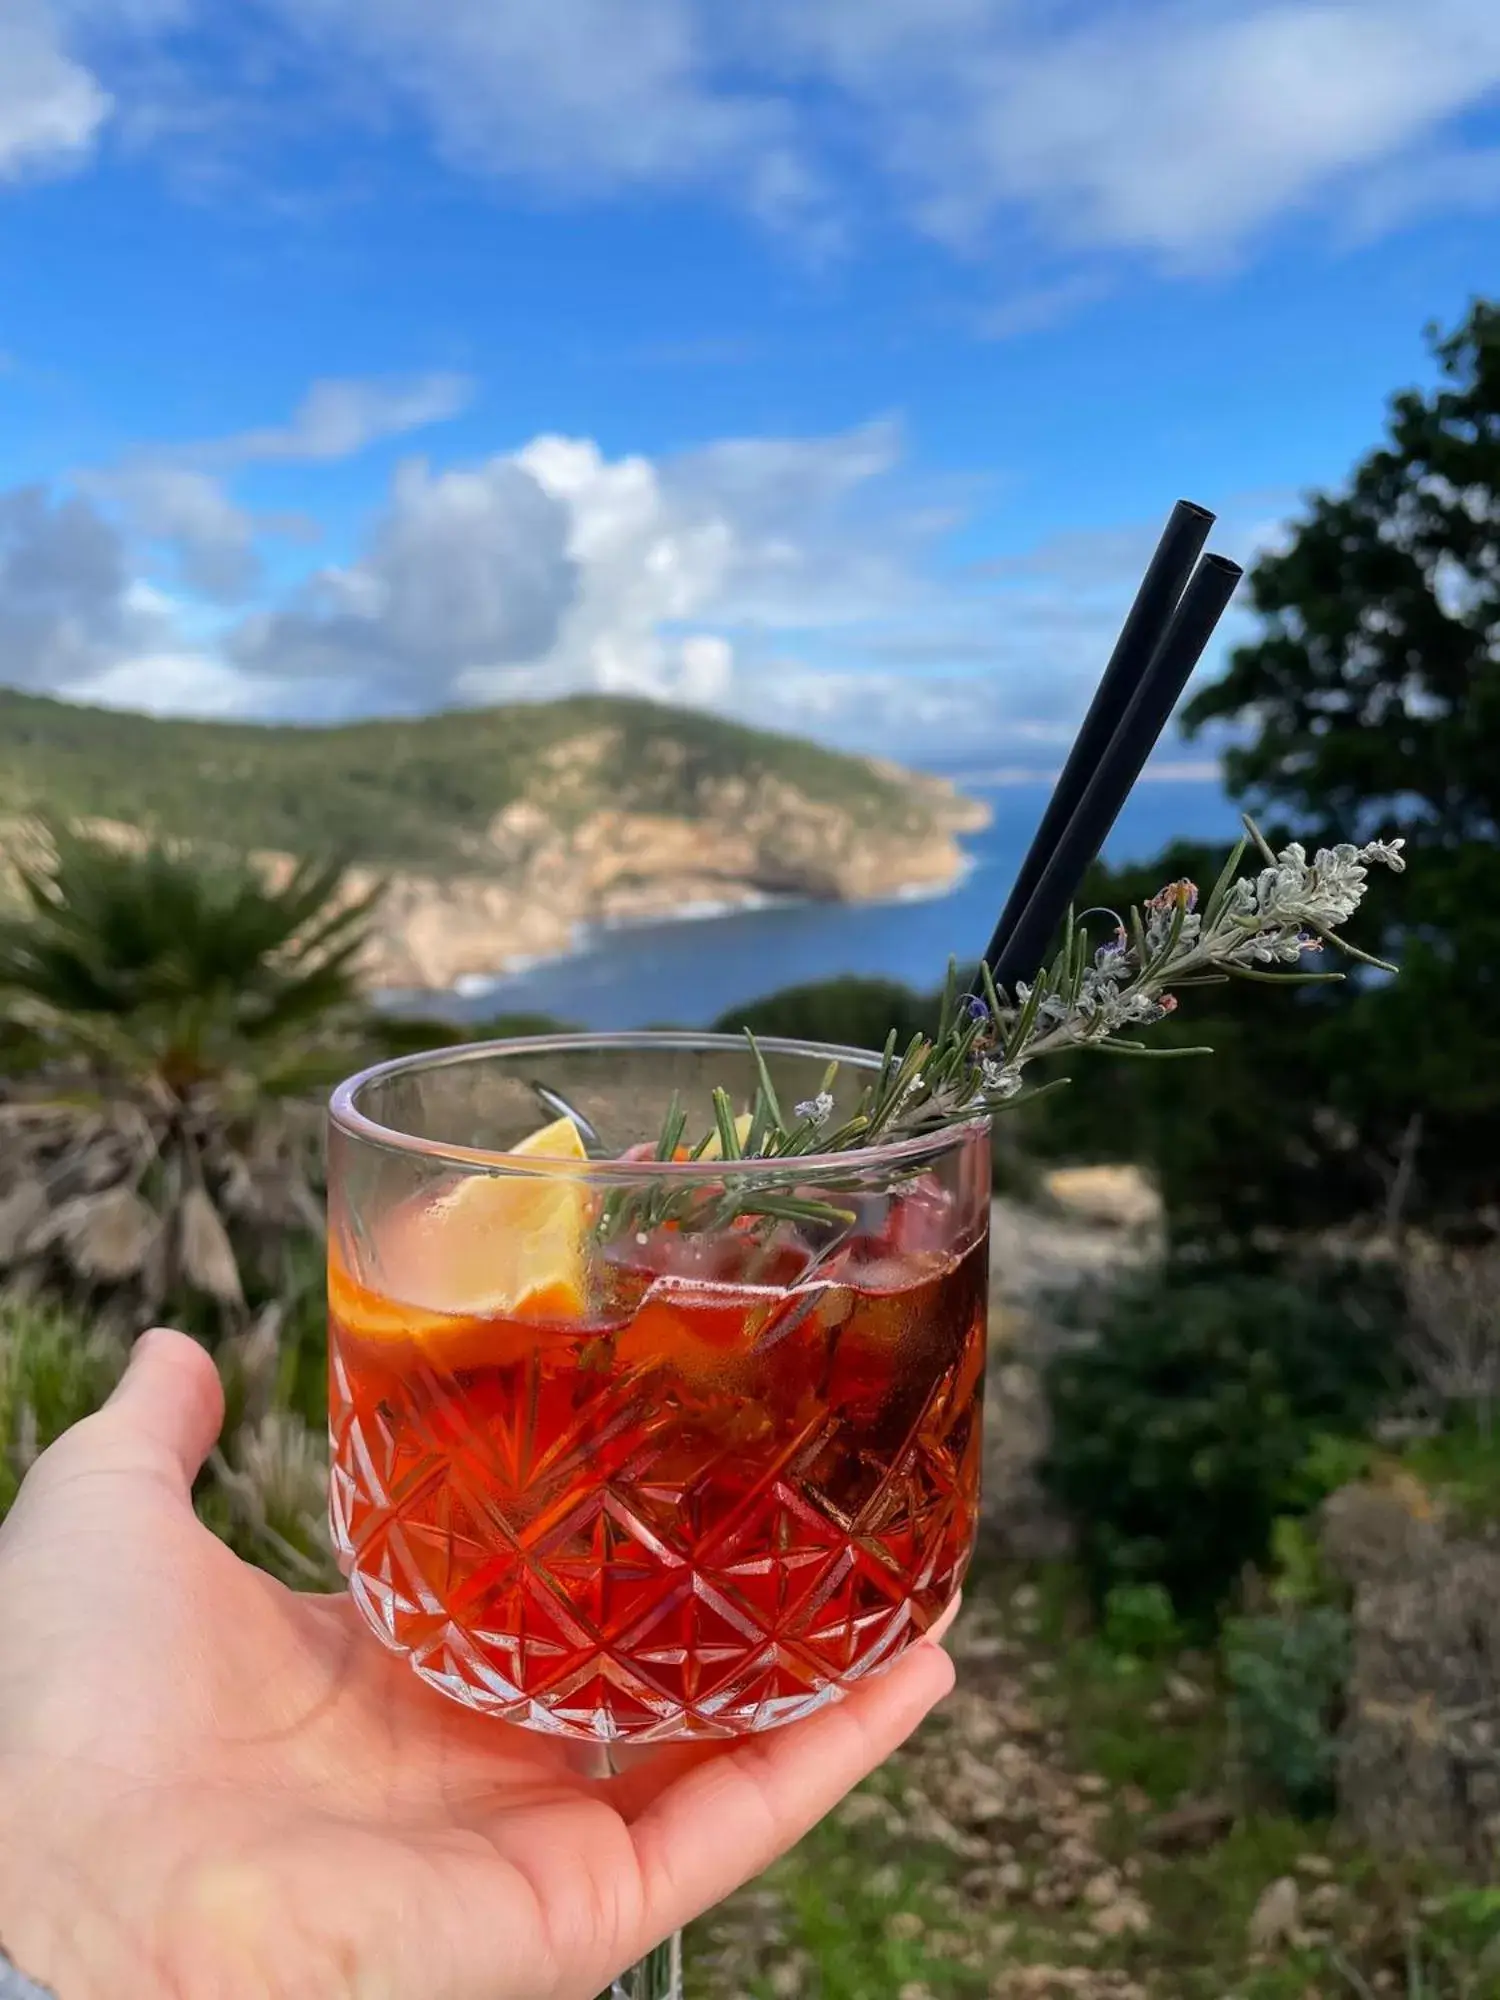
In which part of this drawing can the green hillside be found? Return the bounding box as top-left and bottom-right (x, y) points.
(0, 689), (935, 872)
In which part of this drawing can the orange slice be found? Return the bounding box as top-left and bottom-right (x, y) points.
(330, 1114), (593, 1356)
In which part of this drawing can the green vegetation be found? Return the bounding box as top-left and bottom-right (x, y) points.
(1041, 1257), (1406, 1623)
(0, 827), (370, 1333)
(0, 690), (934, 874)
(1224, 1608), (1352, 1819)
(713, 974), (939, 1050)
(0, 1292), (126, 1513)
(0, 821), (374, 1092)
(1031, 301), (1500, 1239)
(693, 1564), (1500, 1998)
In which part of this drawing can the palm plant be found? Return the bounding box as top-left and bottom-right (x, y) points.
(0, 821), (381, 1335)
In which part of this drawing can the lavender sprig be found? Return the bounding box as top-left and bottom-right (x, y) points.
(593, 817), (1405, 1245)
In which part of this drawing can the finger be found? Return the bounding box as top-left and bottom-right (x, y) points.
(625, 1627), (957, 1941)
(607, 1592), (965, 1817)
(924, 1589), (964, 1650)
(102, 1326), (225, 1491)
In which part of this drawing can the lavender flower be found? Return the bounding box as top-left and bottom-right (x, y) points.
(979, 1058), (1024, 1099)
(793, 1092), (835, 1126)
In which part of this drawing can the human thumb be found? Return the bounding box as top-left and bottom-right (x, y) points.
(101, 1327), (225, 1493)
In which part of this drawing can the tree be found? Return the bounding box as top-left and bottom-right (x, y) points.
(1177, 299), (1500, 1234)
(0, 823), (380, 1331)
(1188, 300), (1499, 852)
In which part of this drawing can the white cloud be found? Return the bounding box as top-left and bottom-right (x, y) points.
(231, 453), (578, 702)
(205, 372), (475, 465)
(82, 462), (259, 598)
(0, 0), (110, 181)
(220, 422), (919, 715)
(1340, 141), (1500, 239)
(1, 432), (1278, 768)
(245, 0), (1500, 264)
(63, 646), (274, 718)
(0, 481), (134, 687)
(451, 419), (932, 711)
(14, 0), (1500, 273)
(75, 372), (472, 610)
(976, 274), (1116, 342)
(739, 0), (1500, 263)
(259, 0), (829, 239)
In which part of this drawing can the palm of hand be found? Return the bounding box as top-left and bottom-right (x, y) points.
(0, 1332), (954, 2000)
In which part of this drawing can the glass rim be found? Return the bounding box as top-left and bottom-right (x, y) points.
(329, 1029), (990, 1182)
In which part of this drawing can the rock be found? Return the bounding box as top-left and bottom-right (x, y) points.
(1334, 1519), (1500, 1869)
(886, 1912), (925, 1942)
(1306, 1883), (1345, 1917)
(1090, 1894), (1152, 1938)
(1247, 1877), (1301, 1952)
(980, 1361), (1073, 1560)
(1295, 1854), (1336, 1878)
(988, 1197), (1161, 1316)
(952, 1630), (1012, 1664)
(1166, 1672), (1208, 1711)
(1321, 1478), (1446, 1589)
(1144, 1797), (1235, 1852)
(1043, 1165), (1162, 1231)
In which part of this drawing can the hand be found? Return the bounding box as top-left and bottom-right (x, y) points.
(0, 1328), (956, 2000)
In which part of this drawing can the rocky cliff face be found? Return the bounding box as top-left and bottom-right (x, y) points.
(1, 741), (989, 995)
(351, 762), (986, 991)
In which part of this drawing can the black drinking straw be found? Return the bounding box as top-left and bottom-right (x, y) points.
(985, 548), (1244, 995)
(980, 500), (1214, 969)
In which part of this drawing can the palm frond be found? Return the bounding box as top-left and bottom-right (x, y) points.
(0, 821), (378, 1093)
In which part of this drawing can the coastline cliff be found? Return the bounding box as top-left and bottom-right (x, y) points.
(0, 691), (989, 992)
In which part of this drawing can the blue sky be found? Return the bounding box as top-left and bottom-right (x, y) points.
(1, 0), (1496, 772)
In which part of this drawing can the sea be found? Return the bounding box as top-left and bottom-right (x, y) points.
(408, 775), (1234, 1032)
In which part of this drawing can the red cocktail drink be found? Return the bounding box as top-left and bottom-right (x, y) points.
(328, 1035), (989, 1743)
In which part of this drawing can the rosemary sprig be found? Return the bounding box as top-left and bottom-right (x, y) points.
(593, 818), (1406, 1246)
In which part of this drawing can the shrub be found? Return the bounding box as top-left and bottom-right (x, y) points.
(1101, 1582), (1182, 1662)
(712, 975), (937, 1052)
(0, 1292), (127, 1515)
(1042, 1258), (1406, 1624)
(0, 1284), (333, 1590)
(1224, 1607), (1351, 1818)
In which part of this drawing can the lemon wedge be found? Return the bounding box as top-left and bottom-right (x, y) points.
(332, 1114), (593, 1350)
(420, 1113), (590, 1320)
(701, 1110), (756, 1159)
(510, 1113), (591, 1164)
